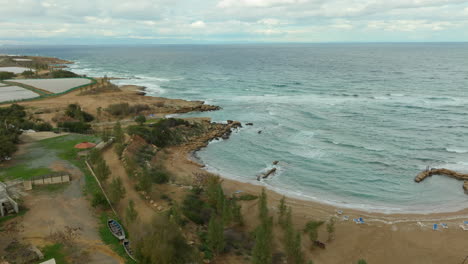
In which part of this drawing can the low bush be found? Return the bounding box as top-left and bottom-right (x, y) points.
(0, 72), (15, 80)
(182, 193), (213, 225)
(51, 70), (79, 78)
(106, 103), (150, 116)
(66, 104), (94, 122)
(58, 121), (91, 133)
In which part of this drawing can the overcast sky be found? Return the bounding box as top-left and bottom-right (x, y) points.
(1, 0), (468, 44)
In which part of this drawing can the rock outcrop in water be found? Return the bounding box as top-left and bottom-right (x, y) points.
(414, 168), (468, 194)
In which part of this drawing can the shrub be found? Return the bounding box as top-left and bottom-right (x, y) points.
(135, 115), (146, 125)
(237, 194), (258, 201)
(108, 177), (126, 205)
(51, 70), (78, 78)
(65, 104), (94, 122)
(0, 72), (15, 80)
(182, 193), (212, 225)
(106, 103), (150, 116)
(114, 143), (125, 157)
(34, 122), (53, 131)
(22, 70), (35, 77)
(126, 200), (138, 223)
(58, 121), (91, 133)
(148, 166), (170, 184)
(91, 191), (108, 208)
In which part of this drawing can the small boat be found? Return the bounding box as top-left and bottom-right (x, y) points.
(107, 219), (126, 240)
(123, 239), (137, 262)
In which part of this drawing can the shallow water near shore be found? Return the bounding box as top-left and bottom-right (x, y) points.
(3, 43), (468, 213)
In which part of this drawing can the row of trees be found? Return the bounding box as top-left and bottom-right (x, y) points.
(88, 149), (126, 207)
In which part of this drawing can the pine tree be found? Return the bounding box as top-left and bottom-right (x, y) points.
(252, 189), (273, 264)
(231, 199), (244, 226)
(95, 159), (110, 181)
(207, 215), (224, 254)
(252, 216), (273, 264)
(326, 217), (336, 242)
(258, 188), (268, 222)
(304, 220), (324, 246)
(278, 196), (287, 226)
(126, 199), (138, 223)
(113, 121), (124, 144)
(108, 177), (126, 204)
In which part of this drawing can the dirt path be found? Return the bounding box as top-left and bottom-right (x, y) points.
(20, 160), (124, 264)
(102, 146), (155, 225)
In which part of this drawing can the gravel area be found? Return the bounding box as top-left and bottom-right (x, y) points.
(7, 78), (92, 94)
(0, 86), (39, 102)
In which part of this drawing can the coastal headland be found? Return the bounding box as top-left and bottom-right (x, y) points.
(1, 55), (468, 264)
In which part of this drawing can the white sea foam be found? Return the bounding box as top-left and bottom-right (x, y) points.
(445, 148), (468, 154)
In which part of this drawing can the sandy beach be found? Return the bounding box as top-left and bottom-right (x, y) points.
(163, 142), (468, 264)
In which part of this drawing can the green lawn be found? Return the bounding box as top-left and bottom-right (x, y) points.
(38, 134), (99, 162)
(38, 243), (67, 264)
(0, 165), (53, 181)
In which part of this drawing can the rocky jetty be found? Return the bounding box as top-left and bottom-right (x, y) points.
(415, 168), (468, 194)
(257, 168), (277, 181)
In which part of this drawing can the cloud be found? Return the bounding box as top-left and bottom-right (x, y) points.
(217, 0), (307, 8)
(190, 20), (206, 28)
(0, 0), (467, 43)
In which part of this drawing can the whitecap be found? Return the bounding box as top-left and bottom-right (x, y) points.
(445, 148), (468, 154)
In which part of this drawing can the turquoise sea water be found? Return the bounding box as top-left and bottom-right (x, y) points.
(3, 44), (468, 213)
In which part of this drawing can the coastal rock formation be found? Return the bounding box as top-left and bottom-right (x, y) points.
(257, 168), (277, 181)
(414, 168), (468, 194)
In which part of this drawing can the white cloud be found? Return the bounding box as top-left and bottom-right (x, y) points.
(257, 18), (288, 26)
(367, 20), (458, 32)
(190, 20), (206, 28)
(0, 0), (467, 42)
(218, 0), (307, 8)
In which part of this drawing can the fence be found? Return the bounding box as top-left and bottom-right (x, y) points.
(28, 173), (70, 186)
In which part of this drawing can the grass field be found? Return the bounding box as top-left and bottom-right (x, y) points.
(0, 165), (53, 181)
(38, 243), (67, 264)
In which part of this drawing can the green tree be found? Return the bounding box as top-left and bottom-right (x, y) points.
(114, 143), (125, 157)
(137, 169), (152, 193)
(135, 115), (146, 125)
(135, 215), (197, 264)
(88, 149), (100, 165)
(91, 191), (108, 208)
(304, 220), (324, 246)
(258, 188), (268, 222)
(113, 121), (124, 143)
(0, 72), (15, 80)
(326, 217), (336, 242)
(278, 196), (287, 226)
(22, 70), (34, 77)
(252, 188), (273, 264)
(94, 159), (110, 181)
(207, 215), (225, 254)
(126, 199), (138, 223)
(231, 199), (243, 226)
(108, 177), (126, 205)
(357, 260), (367, 264)
(252, 216), (273, 264)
